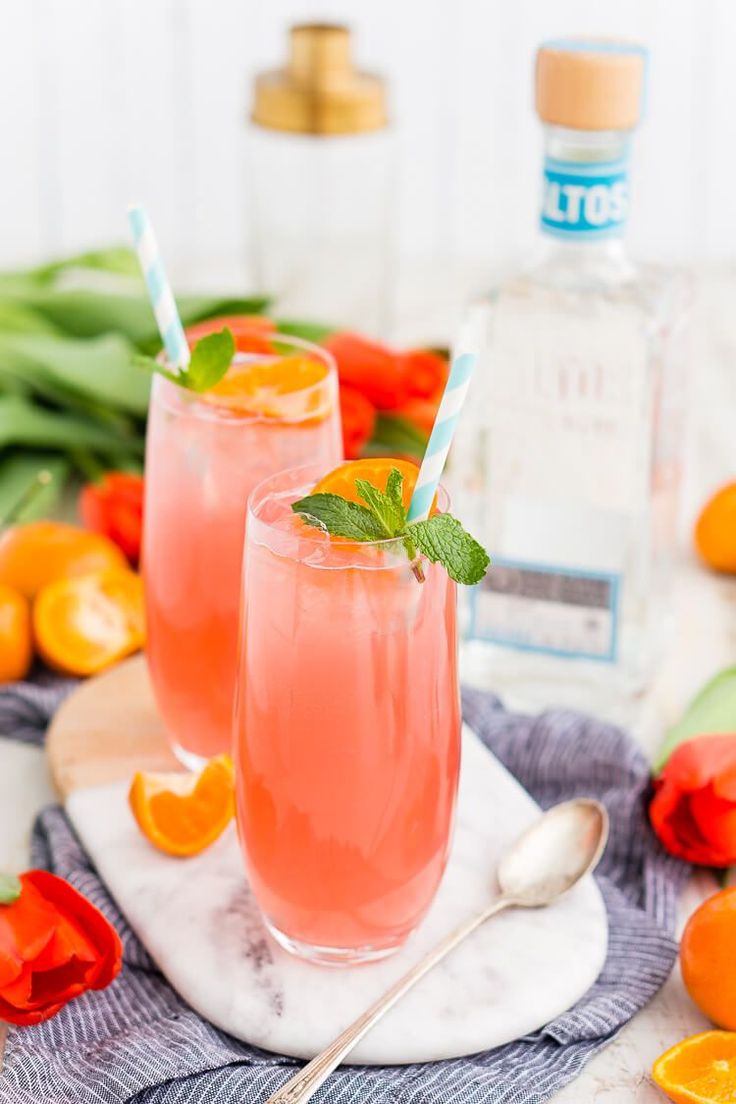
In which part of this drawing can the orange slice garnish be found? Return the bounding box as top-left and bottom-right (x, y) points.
(652, 1032), (736, 1103)
(203, 355), (331, 421)
(33, 569), (145, 676)
(129, 755), (235, 857)
(312, 458), (433, 514)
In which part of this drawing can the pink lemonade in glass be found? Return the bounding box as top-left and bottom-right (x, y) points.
(234, 465), (461, 964)
(143, 338), (342, 768)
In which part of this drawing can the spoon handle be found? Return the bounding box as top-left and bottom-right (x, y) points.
(265, 898), (512, 1104)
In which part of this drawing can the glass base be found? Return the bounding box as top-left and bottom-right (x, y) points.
(168, 739), (209, 772)
(265, 916), (407, 967)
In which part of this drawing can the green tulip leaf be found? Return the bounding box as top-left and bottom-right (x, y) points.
(655, 666), (736, 772)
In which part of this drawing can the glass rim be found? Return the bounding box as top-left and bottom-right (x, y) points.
(153, 331), (337, 426)
(247, 462), (450, 556)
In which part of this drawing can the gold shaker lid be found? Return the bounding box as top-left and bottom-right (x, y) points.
(536, 39), (647, 131)
(251, 23), (388, 136)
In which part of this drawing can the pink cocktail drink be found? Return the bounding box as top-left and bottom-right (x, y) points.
(234, 465), (461, 964)
(143, 340), (341, 767)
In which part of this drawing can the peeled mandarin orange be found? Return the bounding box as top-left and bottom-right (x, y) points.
(0, 521), (128, 599)
(695, 483), (736, 574)
(313, 458), (435, 514)
(0, 584), (33, 683)
(129, 755), (235, 857)
(652, 1031), (736, 1103)
(33, 569), (145, 676)
(681, 888), (736, 1030)
(203, 355), (331, 420)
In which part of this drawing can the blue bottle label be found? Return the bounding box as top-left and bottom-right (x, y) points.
(540, 156), (629, 240)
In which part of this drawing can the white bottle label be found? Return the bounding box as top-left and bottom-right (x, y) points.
(469, 560), (620, 661)
(465, 295), (653, 664)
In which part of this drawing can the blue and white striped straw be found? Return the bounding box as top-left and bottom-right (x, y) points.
(407, 312), (483, 522)
(127, 205), (190, 372)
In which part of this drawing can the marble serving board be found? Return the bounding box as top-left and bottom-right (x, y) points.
(48, 657), (608, 1066)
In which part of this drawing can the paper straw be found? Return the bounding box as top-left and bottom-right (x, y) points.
(127, 205), (190, 371)
(407, 312), (483, 522)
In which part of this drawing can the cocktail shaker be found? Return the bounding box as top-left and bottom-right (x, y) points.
(248, 23), (393, 335)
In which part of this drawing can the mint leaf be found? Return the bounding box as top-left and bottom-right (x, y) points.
(181, 328), (235, 392)
(385, 469), (406, 516)
(134, 327), (235, 393)
(408, 514), (490, 585)
(292, 466), (490, 586)
(354, 477), (405, 538)
(292, 493), (387, 541)
(0, 872), (21, 905)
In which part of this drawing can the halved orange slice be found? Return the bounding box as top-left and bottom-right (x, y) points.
(313, 458), (431, 514)
(33, 569), (145, 676)
(204, 355), (331, 421)
(129, 755), (235, 857)
(652, 1031), (736, 1103)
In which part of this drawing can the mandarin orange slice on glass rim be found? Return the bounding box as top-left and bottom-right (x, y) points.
(129, 755), (235, 857)
(652, 1031), (736, 1104)
(312, 458), (437, 516)
(33, 569), (145, 676)
(203, 354), (332, 421)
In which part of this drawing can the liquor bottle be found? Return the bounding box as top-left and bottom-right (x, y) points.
(452, 40), (688, 722)
(248, 23), (394, 336)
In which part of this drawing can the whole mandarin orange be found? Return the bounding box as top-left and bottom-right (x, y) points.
(0, 584), (33, 683)
(681, 887), (736, 1030)
(0, 521), (127, 599)
(695, 482), (736, 574)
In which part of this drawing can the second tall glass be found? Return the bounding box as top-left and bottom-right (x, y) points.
(143, 335), (342, 767)
(234, 465), (461, 964)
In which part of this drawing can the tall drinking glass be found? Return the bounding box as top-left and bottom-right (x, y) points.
(234, 465), (461, 964)
(143, 337), (342, 768)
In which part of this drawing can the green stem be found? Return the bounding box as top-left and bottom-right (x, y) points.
(67, 448), (105, 482)
(0, 469), (52, 526)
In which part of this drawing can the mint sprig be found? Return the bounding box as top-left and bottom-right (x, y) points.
(292, 468), (490, 585)
(134, 327), (235, 393)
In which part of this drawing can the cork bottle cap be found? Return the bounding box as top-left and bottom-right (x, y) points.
(251, 24), (388, 136)
(536, 39), (647, 131)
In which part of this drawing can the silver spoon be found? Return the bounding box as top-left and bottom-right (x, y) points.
(266, 798), (609, 1104)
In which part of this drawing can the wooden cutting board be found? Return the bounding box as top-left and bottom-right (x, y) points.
(47, 655), (178, 797)
(45, 656), (608, 1065)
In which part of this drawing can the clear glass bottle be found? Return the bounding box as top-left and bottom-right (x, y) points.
(452, 40), (689, 723)
(248, 24), (394, 336)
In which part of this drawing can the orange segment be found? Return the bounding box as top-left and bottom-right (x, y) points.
(0, 584), (32, 683)
(652, 1032), (736, 1103)
(203, 355), (332, 421)
(0, 521), (128, 599)
(33, 569), (145, 676)
(313, 458), (432, 514)
(129, 755), (235, 857)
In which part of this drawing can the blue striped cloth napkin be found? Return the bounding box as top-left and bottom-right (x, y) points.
(0, 679), (687, 1104)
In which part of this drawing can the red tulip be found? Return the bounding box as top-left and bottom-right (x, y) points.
(79, 472), (144, 565)
(324, 333), (410, 411)
(185, 314), (275, 355)
(650, 734), (736, 866)
(338, 384), (376, 460)
(0, 870), (122, 1026)
(398, 348), (448, 400)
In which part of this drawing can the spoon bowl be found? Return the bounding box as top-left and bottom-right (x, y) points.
(498, 798), (609, 907)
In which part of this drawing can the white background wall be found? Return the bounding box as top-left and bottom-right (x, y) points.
(3, 0), (736, 299)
